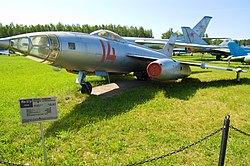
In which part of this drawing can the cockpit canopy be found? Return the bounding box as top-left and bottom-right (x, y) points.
(10, 33), (60, 64)
(90, 30), (127, 43)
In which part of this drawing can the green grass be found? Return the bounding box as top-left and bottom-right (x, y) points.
(0, 54), (250, 165)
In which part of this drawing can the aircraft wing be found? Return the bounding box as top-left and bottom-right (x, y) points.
(179, 61), (247, 73)
(129, 39), (231, 53)
(134, 39), (167, 45)
(126, 37), (231, 54)
(212, 47), (230, 53)
(173, 42), (230, 53)
(224, 55), (246, 61)
(174, 42), (217, 49)
(130, 40), (221, 50)
(127, 53), (247, 73)
(127, 38), (184, 45)
(127, 54), (159, 60)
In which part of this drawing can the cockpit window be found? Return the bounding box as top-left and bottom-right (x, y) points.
(30, 36), (50, 59)
(31, 36), (49, 46)
(90, 30), (127, 43)
(10, 37), (29, 52)
(49, 35), (60, 49)
(68, 42), (76, 50)
(48, 34), (60, 61)
(9, 34), (60, 64)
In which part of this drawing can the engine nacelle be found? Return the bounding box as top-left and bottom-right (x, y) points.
(146, 59), (192, 80)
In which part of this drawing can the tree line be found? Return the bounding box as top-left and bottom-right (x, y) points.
(234, 39), (250, 46)
(1, 23), (249, 46)
(0, 23), (153, 38)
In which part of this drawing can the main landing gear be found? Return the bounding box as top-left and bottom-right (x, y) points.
(77, 71), (92, 94)
(134, 71), (149, 81)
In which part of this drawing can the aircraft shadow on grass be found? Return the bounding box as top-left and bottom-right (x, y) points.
(161, 77), (250, 100)
(189, 70), (212, 74)
(45, 77), (250, 136)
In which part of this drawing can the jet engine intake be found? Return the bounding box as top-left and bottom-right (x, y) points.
(146, 59), (191, 80)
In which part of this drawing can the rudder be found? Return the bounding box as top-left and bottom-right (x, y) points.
(182, 27), (207, 45)
(192, 16), (212, 37)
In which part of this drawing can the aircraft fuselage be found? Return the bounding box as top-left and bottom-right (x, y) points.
(0, 31), (169, 74)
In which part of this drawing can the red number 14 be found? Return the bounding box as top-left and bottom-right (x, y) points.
(99, 40), (116, 63)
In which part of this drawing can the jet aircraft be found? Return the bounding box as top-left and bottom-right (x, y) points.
(0, 49), (10, 55)
(124, 16), (212, 53)
(224, 41), (250, 64)
(130, 17), (233, 60)
(0, 30), (247, 94)
(179, 27), (250, 59)
(145, 26), (232, 59)
(177, 27), (231, 58)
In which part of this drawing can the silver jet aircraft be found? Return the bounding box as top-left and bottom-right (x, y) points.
(0, 30), (247, 94)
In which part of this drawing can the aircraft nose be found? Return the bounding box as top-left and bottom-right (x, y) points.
(0, 38), (10, 49)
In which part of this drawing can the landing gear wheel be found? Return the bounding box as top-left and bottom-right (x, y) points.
(134, 71), (148, 81)
(80, 82), (92, 94)
(216, 55), (221, 60)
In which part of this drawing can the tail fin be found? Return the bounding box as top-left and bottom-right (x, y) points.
(192, 16), (212, 37)
(228, 42), (248, 56)
(182, 27), (207, 45)
(161, 33), (177, 56)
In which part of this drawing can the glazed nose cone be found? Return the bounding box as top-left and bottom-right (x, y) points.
(0, 38), (10, 49)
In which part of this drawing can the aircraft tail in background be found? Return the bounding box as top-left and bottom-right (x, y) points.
(192, 16), (212, 37)
(225, 41), (250, 64)
(181, 27), (208, 45)
(228, 42), (248, 56)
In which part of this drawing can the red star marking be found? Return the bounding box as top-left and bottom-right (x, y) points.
(190, 32), (194, 37)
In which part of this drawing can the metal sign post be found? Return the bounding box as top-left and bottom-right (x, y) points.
(40, 122), (48, 166)
(19, 96), (58, 166)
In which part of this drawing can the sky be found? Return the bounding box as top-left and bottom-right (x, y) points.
(1, 0), (250, 39)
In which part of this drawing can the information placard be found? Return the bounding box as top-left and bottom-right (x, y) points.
(19, 96), (58, 124)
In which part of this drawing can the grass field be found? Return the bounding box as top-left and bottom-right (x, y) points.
(0, 54), (249, 165)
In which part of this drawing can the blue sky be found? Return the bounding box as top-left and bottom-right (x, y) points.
(1, 0), (250, 39)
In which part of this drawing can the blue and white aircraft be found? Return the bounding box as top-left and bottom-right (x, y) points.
(225, 41), (250, 64)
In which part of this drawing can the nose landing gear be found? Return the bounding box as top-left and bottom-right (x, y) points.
(80, 82), (92, 94)
(77, 71), (92, 94)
